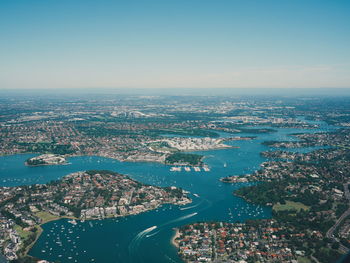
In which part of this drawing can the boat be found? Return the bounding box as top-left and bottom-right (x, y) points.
(68, 219), (77, 225)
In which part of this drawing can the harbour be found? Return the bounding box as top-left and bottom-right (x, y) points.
(0, 122), (335, 263)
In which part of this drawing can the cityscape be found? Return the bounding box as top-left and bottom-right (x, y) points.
(1, 0), (350, 262)
(0, 94), (350, 263)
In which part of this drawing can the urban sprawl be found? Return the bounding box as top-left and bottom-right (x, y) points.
(0, 95), (350, 263)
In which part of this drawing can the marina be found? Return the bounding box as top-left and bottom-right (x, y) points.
(169, 166), (211, 172)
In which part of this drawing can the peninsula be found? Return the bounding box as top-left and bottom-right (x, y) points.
(0, 170), (191, 261)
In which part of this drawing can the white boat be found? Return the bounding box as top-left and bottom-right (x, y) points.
(68, 219), (77, 225)
(170, 166), (181, 172)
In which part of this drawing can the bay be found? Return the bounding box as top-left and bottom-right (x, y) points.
(0, 122), (335, 263)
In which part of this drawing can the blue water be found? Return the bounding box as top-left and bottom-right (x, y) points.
(0, 122), (337, 263)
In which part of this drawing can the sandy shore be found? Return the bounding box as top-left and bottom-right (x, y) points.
(171, 228), (181, 247)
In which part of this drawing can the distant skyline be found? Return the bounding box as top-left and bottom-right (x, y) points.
(1, 0), (350, 90)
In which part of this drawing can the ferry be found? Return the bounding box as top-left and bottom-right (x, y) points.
(147, 225), (157, 232)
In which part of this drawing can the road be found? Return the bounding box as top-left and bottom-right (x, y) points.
(326, 183), (350, 254)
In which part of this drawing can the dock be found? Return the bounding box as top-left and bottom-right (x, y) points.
(170, 166), (211, 172)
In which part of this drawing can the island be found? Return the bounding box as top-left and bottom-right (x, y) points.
(0, 170), (191, 262)
(25, 154), (67, 166)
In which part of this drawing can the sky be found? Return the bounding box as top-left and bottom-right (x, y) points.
(0, 0), (350, 90)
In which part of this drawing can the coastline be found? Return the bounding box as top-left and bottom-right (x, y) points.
(171, 228), (180, 247)
(24, 161), (69, 167)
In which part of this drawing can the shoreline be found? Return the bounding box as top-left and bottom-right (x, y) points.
(24, 161), (69, 167)
(171, 228), (180, 247)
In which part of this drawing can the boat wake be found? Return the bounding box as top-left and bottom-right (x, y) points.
(145, 230), (160, 238)
(161, 212), (198, 226)
(127, 197), (215, 261)
(135, 226), (158, 240)
(128, 225), (158, 258)
(179, 202), (201, 211)
(128, 212), (198, 260)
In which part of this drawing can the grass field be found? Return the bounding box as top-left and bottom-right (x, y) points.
(297, 256), (312, 263)
(273, 201), (310, 212)
(14, 224), (33, 240)
(35, 211), (59, 223)
(13, 224), (39, 255)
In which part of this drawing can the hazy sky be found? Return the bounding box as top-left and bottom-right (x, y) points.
(1, 0), (350, 90)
